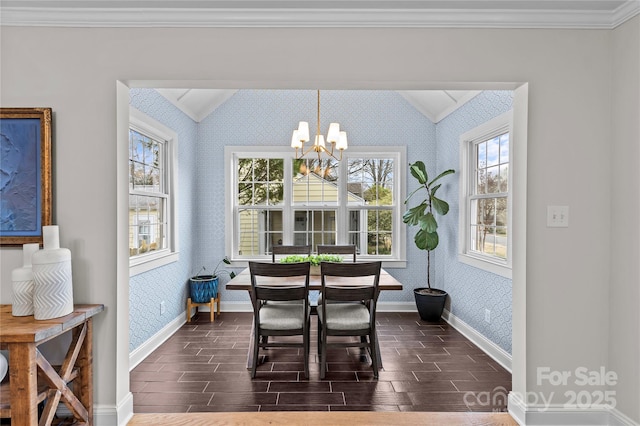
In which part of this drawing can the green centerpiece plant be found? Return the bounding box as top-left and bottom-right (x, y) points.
(403, 161), (455, 321)
(279, 254), (343, 275)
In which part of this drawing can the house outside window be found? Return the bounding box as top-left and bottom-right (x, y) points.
(129, 108), (179, 276)
(226, 146), (406, 264)
(459, 111), (512, 278)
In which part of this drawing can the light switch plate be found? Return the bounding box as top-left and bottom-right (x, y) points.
(547, 205), (569, 227)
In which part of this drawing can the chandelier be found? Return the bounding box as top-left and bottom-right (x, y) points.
(291, 90), (348, 162)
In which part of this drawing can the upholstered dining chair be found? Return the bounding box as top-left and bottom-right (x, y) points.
(317, 261), (382, 379)
(271, 244), (312, 263)
(317, 244), (357, 262)
(248, 261), (311, 379)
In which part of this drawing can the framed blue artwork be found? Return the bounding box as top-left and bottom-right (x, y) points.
(0, 108), (52, 245)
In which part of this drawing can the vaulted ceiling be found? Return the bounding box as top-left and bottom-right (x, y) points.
(154, 88), (484, 124)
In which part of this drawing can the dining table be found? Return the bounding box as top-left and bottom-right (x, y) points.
(225, 265), (403, 370)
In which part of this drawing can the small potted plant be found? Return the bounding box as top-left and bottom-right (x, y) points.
(279, 254), (343, 275)
(403, 161), (455, 321)
(189, 256), (236, 303)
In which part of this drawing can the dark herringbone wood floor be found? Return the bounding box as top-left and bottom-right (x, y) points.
(131, 311), (511, 413)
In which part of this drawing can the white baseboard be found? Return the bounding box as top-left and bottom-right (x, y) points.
(508, 390), (639, 425)
(442, 308), (512, 372)
(129, 311), (186, 370)
(218, 301), (417, 312)
(57, 402), (124, 426)
(610, 407), (640, 426)
(377, 302), (416, 312)
(115, 392), (134, 426)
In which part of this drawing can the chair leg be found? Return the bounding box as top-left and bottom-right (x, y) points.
(251, 328), (260, 379)
(316, 316), (321, 357)
(186, 298), (193, 323)
(369, 331), (379, 379)
(320, 329), (328, 380)
(303, 323), (310, 379)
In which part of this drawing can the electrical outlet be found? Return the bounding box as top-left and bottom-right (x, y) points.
(160, 301), (166, 315)
(484, 308), (491, 323)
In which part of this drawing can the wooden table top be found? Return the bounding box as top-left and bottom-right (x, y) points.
(0, 304), (104, 344)
(226, 267), (403, 291)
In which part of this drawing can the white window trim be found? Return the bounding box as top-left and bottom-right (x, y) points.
(458, 110), (513, 279)
(129, 107), (179, 277)
(224, 145), (406, 268)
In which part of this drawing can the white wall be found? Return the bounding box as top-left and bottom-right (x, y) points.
(0, 24), (637, 423)
(610, 16), (640, 423)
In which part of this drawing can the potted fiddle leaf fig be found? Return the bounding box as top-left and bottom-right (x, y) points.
(403, 161), (455, 321)
(190, 256), (236, 303)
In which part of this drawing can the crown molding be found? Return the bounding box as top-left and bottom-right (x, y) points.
(1, 3), (638, 29)
(612, 0), (640, 27)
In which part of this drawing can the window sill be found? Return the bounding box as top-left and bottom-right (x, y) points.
(228, 258), (406, 269)
(130, 250), (179, 277)
(458, 253), (512, 279)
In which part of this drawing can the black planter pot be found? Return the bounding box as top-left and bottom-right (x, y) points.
(414, 288), (448, 322)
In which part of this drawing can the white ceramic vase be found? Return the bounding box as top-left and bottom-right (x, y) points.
(0, 352), (7, 383)
(11, 243), (40, 316)
(32, 226), (74, 320)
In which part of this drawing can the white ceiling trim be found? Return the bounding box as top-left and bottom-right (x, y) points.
(1, 3), (638, 29)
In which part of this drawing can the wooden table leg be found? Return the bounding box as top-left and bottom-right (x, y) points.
(76, 319), (94, 425)
(8, 342), (38, 426)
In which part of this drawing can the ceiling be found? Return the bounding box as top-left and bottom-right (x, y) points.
(1, 0), (637, 28)
(155, 88), (484, 123)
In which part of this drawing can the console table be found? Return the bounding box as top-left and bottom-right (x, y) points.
(0, 304), (104, 426)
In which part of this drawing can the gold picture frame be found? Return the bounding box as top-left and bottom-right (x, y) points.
(0, 107), (52, 246)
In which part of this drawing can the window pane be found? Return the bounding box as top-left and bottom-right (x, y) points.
(293, 209), (336, 250)
(347, 208), (393, 255)
(132, 161), (145, 188)
(477, 169), (486, 195)
(348, 158), (395, 206)
(366, 232), (393, 255)
(238, 209), (283, 256)
(469, 196), (507, 260)
(496, 197), (508, 227)
(268, 158), (284, 181)
(474, 132), (508, 198)
(238, 183), (252, 205)
(254, 183), (268, 205)
(237, 158), (284, 206)
(476, 198), (496, 226)
(129, 125), (169, 260)
(129, 195), (166, 257)
(500, 164), (509, 192)
(486, 136), (500, 167)
(500, 134), (509, 163)
(477, 142), (486, 168)
(486, 166), (500, 194)
(292, 158), (338, 205)
(238, 158), (253, 182)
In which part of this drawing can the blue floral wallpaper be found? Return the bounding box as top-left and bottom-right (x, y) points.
(128, 89), (198, 351)
(435, 91), (514, 353)
(196, 90), (436, 304)
(128, 88), (513, 355)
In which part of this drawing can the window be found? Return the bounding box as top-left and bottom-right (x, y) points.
(129, 108), (178, 276)
(226, 147), (406, 264)
(459, 111), (512, 278)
